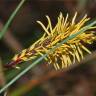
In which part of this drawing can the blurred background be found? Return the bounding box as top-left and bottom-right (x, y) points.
(0, 0), (96, 96)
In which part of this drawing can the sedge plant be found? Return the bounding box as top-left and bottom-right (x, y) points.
(0, 2), (96, 93)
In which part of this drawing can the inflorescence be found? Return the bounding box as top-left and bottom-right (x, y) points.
(5, 12), (96, 70)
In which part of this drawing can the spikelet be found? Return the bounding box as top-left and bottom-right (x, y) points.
(5, 12), (96, 70)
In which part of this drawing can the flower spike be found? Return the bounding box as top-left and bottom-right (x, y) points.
(5, 12), (96, 70)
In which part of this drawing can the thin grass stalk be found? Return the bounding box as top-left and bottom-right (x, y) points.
(0, 0), (26, 39)
(0, 19), (96, 94)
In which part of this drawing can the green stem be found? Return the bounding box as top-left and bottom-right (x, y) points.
(0, 0), (26, 39)
(0, 19), (96, 94)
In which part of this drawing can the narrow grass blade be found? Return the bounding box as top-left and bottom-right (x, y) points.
(0, 0), (26, 39)
(0, 19), (96, 94)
